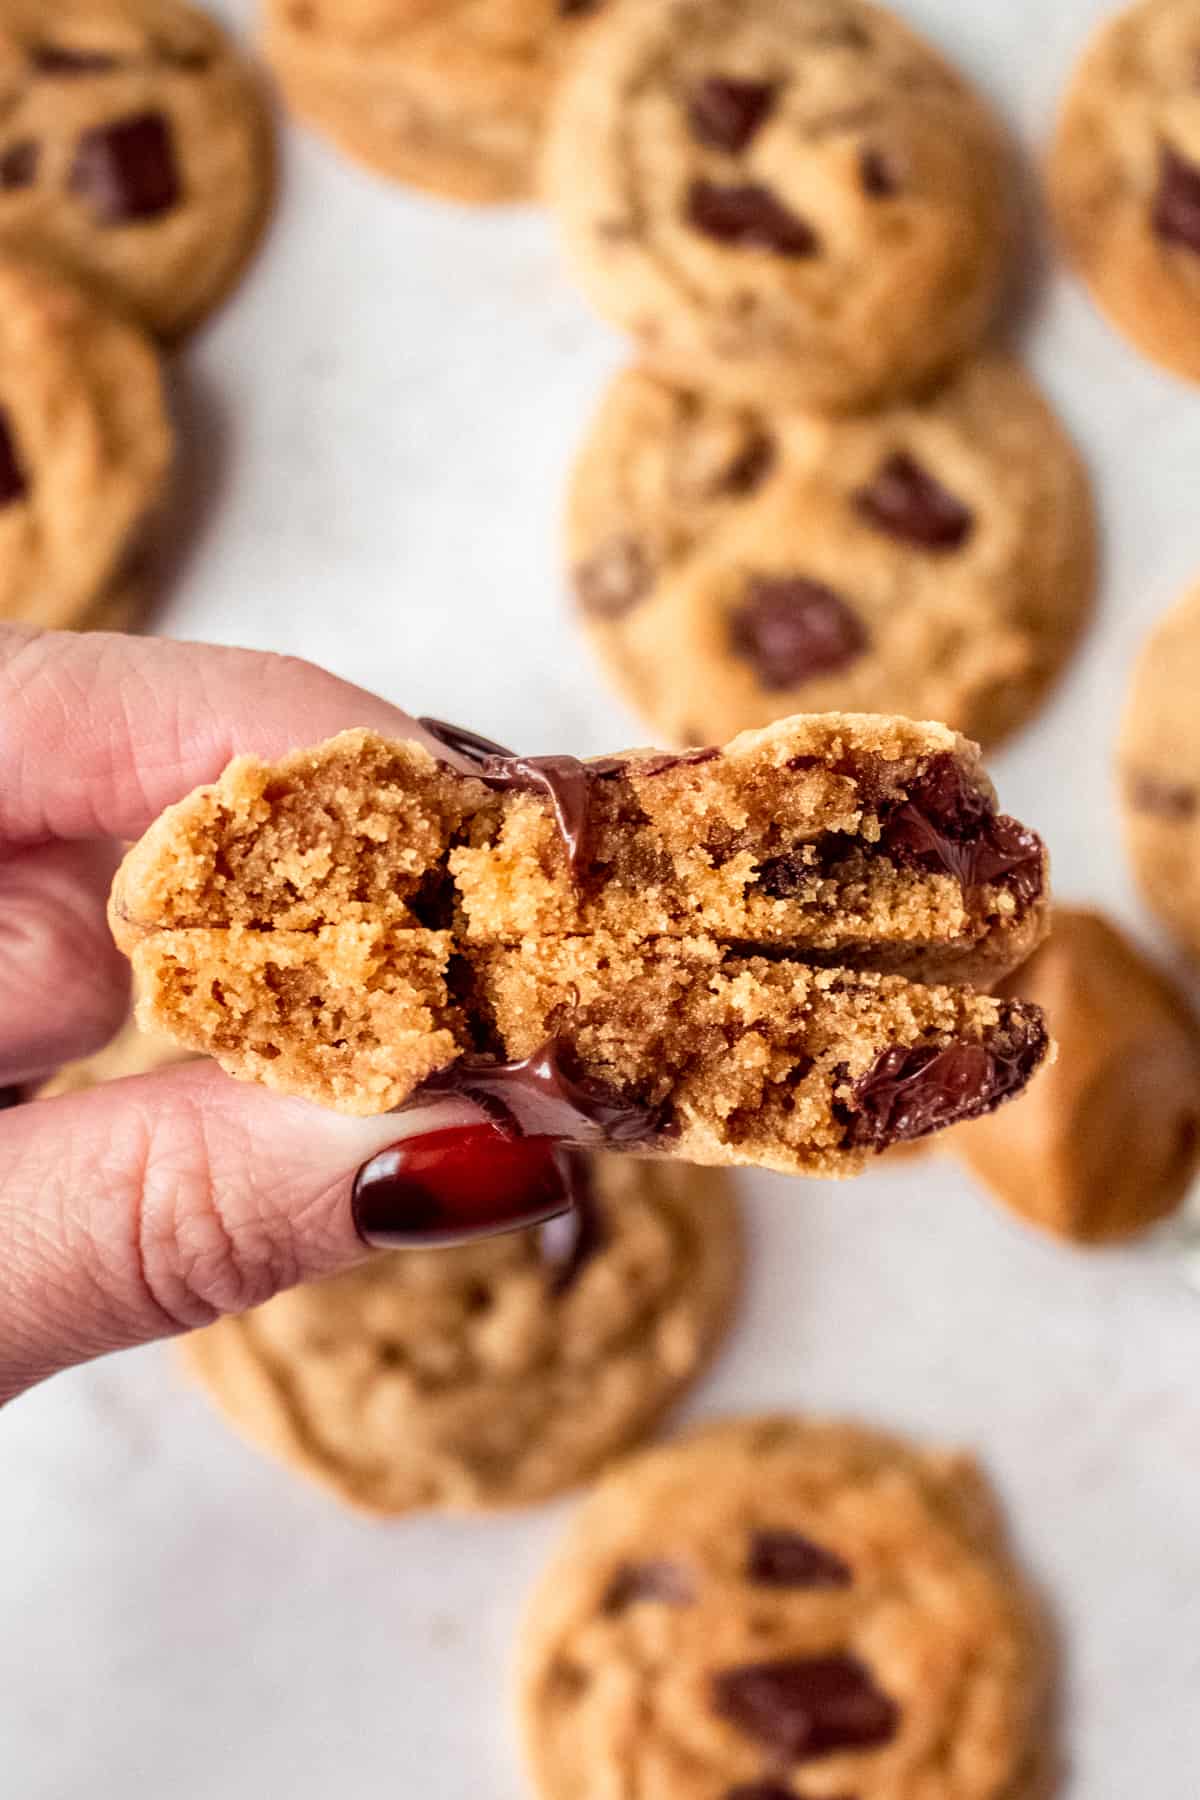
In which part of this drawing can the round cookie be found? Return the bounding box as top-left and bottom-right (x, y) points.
(0, 0), (272, 340)
(0, 259), (173, 631)
(264, 0), (599, 207)
(518, 1416), (1049, 1800)
(183, 1156), (740, 1513)
(1119, 581), (1200, 960)
(543, 0), (1013, 411)
(571, 352), (1095, 749)
(1050, 0), (1200, 384)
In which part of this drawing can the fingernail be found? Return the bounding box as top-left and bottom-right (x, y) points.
(351, 1116), (574, 1250)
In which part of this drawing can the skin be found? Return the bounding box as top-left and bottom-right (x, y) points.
(0, 627), (484, 1406)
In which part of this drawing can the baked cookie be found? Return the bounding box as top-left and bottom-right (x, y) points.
(951, 909), (1200, 1245)
(109, 714), (1051, 1175)
(1120, 580), (1200, 960)
(0, 258), (172, 630)
(184, 1154), (738, 1513)
(0, 0), (272, 340)
(264, 0), (598, 207)
(518, 1416), (1050, 1800)
(543, 0), (1013, 411)
(570, 353), (1095, 748)
(34, 1008), (193, 1099)
(1050, 0), (1200, 383)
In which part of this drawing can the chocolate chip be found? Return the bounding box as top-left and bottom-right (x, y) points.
(559, 0), (604, 12)
(852, 453), (973, 551)
(1128, 772), (1198, 820)
(537, 1156), (609, 1293)
(0, 140), (39, 191)
(0, 409), (28, 509)
(755, 848), (816, 898)
(687, 181), (819, 256)
(602, 1560), (696, 1613)
(843, 1006), (1048, 1150)
(746, 1530), (853, 1589)
(1153, 143), (1200, 254)
(68, 111), (181, 224)
(859, 147), (899, 196)
(33, 44), (122, 73)
(574, 537), (652, 619)
(731, 577), (868, 690)
(724, 1786), (800, 1800)
(881, 755), (1043, 906)
(688, 78), (778, 153)
(720, 430), (776, 497)
(712, 1654), (899, 1761)
(589, 746), (719, 782)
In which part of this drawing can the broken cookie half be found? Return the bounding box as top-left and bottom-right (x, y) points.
(109, 712), (1051, 1176)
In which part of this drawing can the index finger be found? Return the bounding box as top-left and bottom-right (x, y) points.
(0, 628), (425, 847)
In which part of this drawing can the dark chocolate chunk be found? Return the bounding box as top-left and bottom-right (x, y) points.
(712, 1653), (899, 1760)
(602, 1560), (696, 1613)
(859, 146), (900, 197)
(559, 0), (604, 12)
(589, 747), (720, 781)
(417, 717), (515, 768)
(731, 577), (868, 690)
(843, 1006), (1049, 1150)
(882, 755), (1042, 905)
(688, 78), (778, 153)
(68, 111), (181, 224)
(724, 1786), (800, 1800)
(33, 44), (122, 73)
(1128, 772), (1198, 820)
(417, 718), (592, 876)
(687, 180), (819, 256)
(754, 848), (818, 898)
(537, 1155), (609, 1292)
(0, 409), (28, 509)
(852, 452), (973, 551)
(419, 1037), (672, 1150)
(746, 1530), (853, 1590)
(574, 536), (652, 619)
(0, 139), (39, 191)
(1153, 143), (1200, 254)
(719, 430), (776, 497)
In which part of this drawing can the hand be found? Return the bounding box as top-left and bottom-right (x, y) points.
(0, 627), (571, 1406)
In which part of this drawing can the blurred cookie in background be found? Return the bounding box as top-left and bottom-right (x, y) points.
(183, 1155), (741, 1514)
(544, 0), (1014, 410)
(1121, 581), (1200, 962)
(263, 0), (600, 206)
(0, 0), (273, 340)
(1050, 0), (1200, 384)
(518, 1415), (1052, 1800)
(35, 1008), (194, 1098)
(571, 352), (1094, 748)
(952, 909), (1200, 1246)
(0, 259), (172, 631)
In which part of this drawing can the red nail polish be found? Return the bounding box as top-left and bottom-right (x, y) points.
(352, 1123), (574, 1249)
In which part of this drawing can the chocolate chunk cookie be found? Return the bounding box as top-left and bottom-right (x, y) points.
(0, 258), (172, 630)
(264, 0), (599, 207)
(0, 0), (272, 339)
(109, 714), (1050, 1176)
(1120, 580), (1200, 960)
(517, 1416), (1051, 1800)
(951, 909), (1200, 1245)
(184, 1155), (739, 1513)
(543, 0), (1013, 410)
(1050, 0), (1200, 382)
(570, 352), (1095, 749)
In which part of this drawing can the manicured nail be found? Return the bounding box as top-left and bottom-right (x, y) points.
(351, 1119), (574, 1249)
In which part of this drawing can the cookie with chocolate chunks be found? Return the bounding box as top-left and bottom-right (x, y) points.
(184, 1155), (739, 1514)
(109, 712), (1050, 1176)
(543, 0), (1012, 410)
(263, 0), (601, 207)
(0, 0), (272, 339)
(517, 1416), (1051, 1800)
(0, 259), (172, 630)
(1050, 0), (1200, 383)
(569, 353), (1095, 749)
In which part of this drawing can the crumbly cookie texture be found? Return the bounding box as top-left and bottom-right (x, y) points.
(0, 0), (272, 340)
(0, 258), (172, 630)
(543, 0), (1012, 410)
(109, 716), (1050, 1175)
(264, 0), (598, 206)
(570, 354), (1095, 750)
(184, 1154), (739, 1513)
(951, 909), (1200, 1246)
(517, 1416), (1052, 1800)
(1050, 0), (1200, 383)
(1120, 581), (1200, 961)
(34, 1010), (193, 1099)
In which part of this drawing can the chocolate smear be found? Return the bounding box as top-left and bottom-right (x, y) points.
(418, 1037), (672, 1149)
(418, 716), (591, 877)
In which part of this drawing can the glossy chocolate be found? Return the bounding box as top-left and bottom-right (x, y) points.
(881, 755), (1042, 905)
(537, 1156), (610, 1291)
(418, 716), (592, 876)
(420, 1038), (669, 1149)
(844, 1007), (1048, 1150)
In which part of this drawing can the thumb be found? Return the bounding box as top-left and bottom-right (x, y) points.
(0, 1064), (573, 1405)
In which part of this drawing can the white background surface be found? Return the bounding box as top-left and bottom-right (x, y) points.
(6, 1), (1200, 1794)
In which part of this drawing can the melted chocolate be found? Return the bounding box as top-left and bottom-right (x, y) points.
(688, 78), (778, 153)
(537, 1154), (610, 1292)
(843, 1006), (1048, 1150)
(418, 716), (591, 876)
(418, 1037), (671, 1149)
(602, 1560), (696, 1614)
(589, 747), (720, 780)
(880, 756), (1042, 905)
(746, 1530), (853, 1590)
(687, 180), (820, 257)
(712, 1654), (899, 1760)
